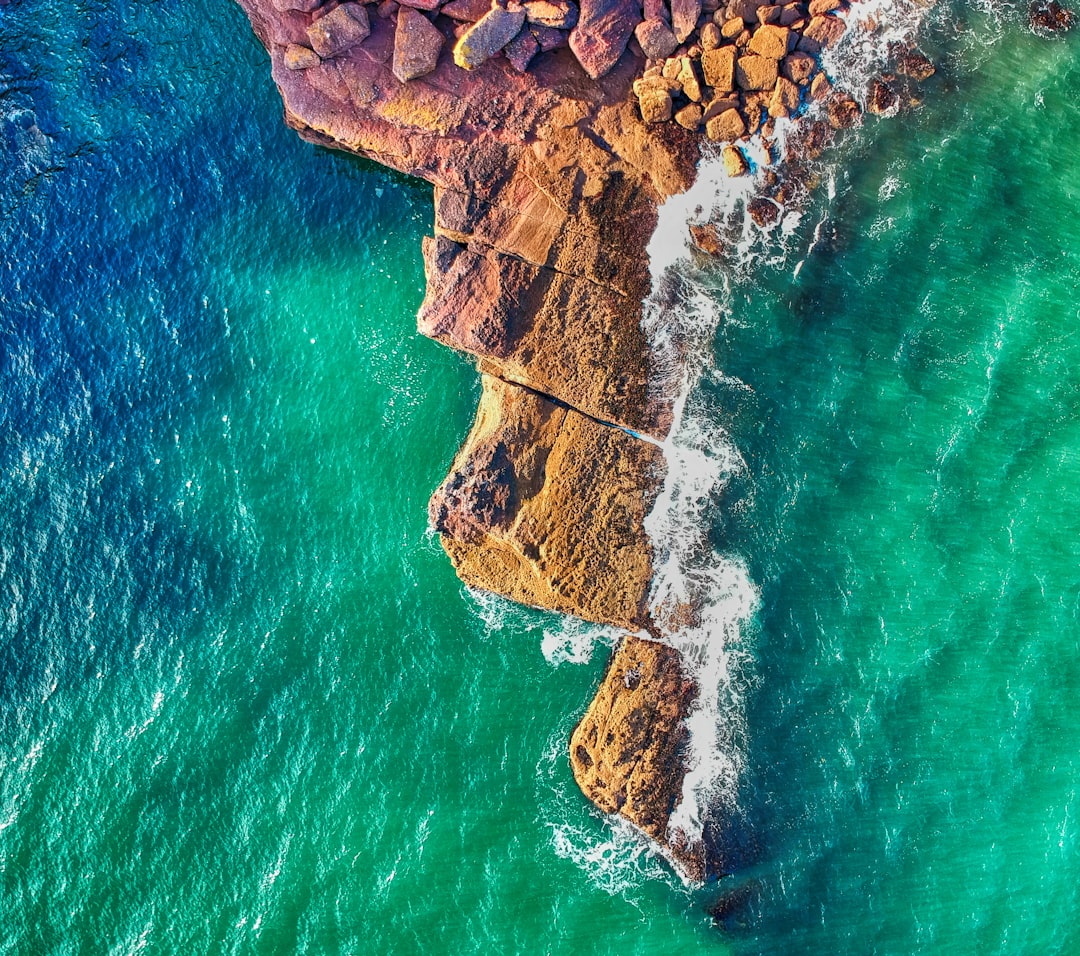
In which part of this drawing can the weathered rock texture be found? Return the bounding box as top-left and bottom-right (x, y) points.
(569, 635), (707, 880)
(429, 375), (664, 629)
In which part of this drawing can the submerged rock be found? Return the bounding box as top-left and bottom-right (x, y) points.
(1029, 0), (1075, 32)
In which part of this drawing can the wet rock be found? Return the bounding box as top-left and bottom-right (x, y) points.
(635, 17), (680, 59)
(570, 635), (708, 882)
(735, 53), (778, 90)
(891, 45), (936, 80)
(284, 43), (322, 69)
(705, 106), (746, 141)
(826, 90), (861, 128)
(306, 3), (371, 58)
(689, 221), (724, 254)
(1030, 0), (1076, 31)
(768, 74), (800, 117)
(454, 5), (527, 67)
(747, 196), (779, 226)
(569, 0), (637, 78)
(809, 69), (831, 100)
(393, 9), (446, 81)
(721, 143), (749, 175)
(747, 23), (791, 58)
(430, 376), (665, 628)
(701, 44), (737, 89)
(866, 76), (898, 114)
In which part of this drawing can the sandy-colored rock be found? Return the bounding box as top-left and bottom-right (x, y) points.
(639, 87), (674, 123)
(525, 0), (579, 26)
(674, 102), (703, 129)
(635, 17), (679, 59)
(699, 21), (722, 49)
(284, 43), (322, 70)
(570, 0), (637, 78)
(735, 52), (778, 90)
(721, 143), (749, 175)
(809, 69), (831, 99)
(677, 57), (704, 102)
(747, 23), (790, 58)
(429, 376), (665, 627)
(701, 44), (737, 90)
(570, 635), (708, 881)
(306, 3), (371, 58)
(393, 9), (445, 81)
(705, 106), (746, 141)
(768, 74), (800, 117)
(455, 6), (527, 67)
(720, 14), (745, 37)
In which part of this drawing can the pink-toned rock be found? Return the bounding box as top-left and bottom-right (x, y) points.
(504, 26), (540, 69)
(701, 44), (737, 89)
(272, 0), (321, 11)
(531, 23), (570, 48)
(670, 0), (702, 42)
(283, 43), (322, 69)
(306, 3), (371, 58)
(441, 0), (492, 19)
(393, 8), (445, 81)
(747, 22), (791, 58)
(569, 0), (638, 78)
(644, 0), (668, 19)
(797, 13), (846, 52)
(635, 17), (679, 59)
(399, 0), (442, 11)
(735, 52), (778, 89)
(454, 5), (527, 67)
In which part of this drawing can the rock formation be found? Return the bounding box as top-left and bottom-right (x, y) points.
(236, 0), (937, 883)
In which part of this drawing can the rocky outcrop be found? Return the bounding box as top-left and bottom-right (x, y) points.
(569, 635), (707, 880)
(429, 375), (664, 629)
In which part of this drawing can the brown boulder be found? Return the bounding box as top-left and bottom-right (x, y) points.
(722, 143), (749, 176)
(735, 53), (778, 90)
(306, 3), (371, 58)
(570, 635), (707, 881)
(892, 45), (936, 80)
(826, 91), (861, 128)
(1029, 0), (1076, 31)
(797, 13), (845, 53)
(747, 196), (779, 226)
(705, 106), (746, 141)
(807, 0), (840, 13)
(639, 88), (674, 123)
(689, 221), (724, 254)
(781, 50), (816, 84)
(747, 23), (791, 58)
(674, 102), (704, 129)
(677, 57), (704, 101)
(430, 376), (665, 628)
(454, 5), (527, 67)
(524, 0), (579, 27)
(701, 44), (737, 90)
(767, 74), (800, 117)
(392, 9), (445, 82)
(866, 76), (899, 115)
(569, 0), (637, 78)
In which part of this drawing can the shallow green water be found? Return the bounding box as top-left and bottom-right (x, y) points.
(1, 0), (1078, 952)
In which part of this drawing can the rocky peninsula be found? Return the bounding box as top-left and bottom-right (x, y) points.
(237, 0), (933, 882)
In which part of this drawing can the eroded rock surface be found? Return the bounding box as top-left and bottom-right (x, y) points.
(429, 375), (664, 629)
(570, 635), (709, 881)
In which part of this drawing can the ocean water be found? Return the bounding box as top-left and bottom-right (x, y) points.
(1, 0), (1078, 952)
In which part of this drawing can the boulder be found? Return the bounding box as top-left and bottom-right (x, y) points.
(721, 143), (749, 175)
(570, 635), (708, 882)
(747, 196), (779, 225)
(454, 5), (527, 68)
(429, 376), (665, 628)
(807, 0), (840, 13)
(569, 0), (638, 78)
(892, 45), (936, 80)
(809, 70), (831, 99)
(735, 53), (778, 90)
(399, 0), (442, 11)
(393, 9), (445, 81)
(531, 23), (570, 48)
(705, 105), (746, 141)
(635, 18), (679, 59)
(700, 21), (722, 49)
(639, 87), (674, 123)
(720, 15), (745, 37)
(306, 3), (371, 58)
(767, 74), (800, 117)
(747, 23), (791, 58)
(524, 0), (579, 27)
(674, 102), (704, 129)
(504, 27), (540, 69)
(272, 0), (321, 11)
(797, 13), (845, 53)
(677, 57), (704, 102)
(701, 44), (737, 90)
(1029, 0), (1076, 31)
(689, 221), (724, 254)
(826, 91), (860, 128)
(866, 76), (898, 115)
(441, 0), (492, 19)
(283, 43), (322, 69)
(781, 50), (816, 84)
(670, 0), (702, 42)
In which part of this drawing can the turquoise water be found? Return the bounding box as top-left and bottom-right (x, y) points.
(2, 0), (1078, 952)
